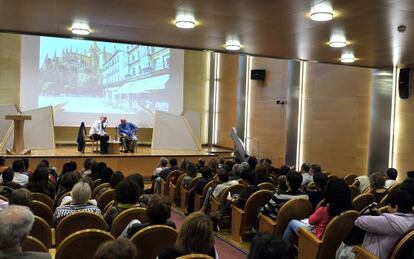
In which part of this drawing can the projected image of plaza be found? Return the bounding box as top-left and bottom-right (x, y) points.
(38, 36), (170, 114)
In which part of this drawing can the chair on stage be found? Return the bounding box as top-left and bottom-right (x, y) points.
(30, 216), (52, 249)
(111, 207), (149, 237)
(79, 122), (99, 153)
(29, 200), (54, 227)
(21, 236), (49, 253)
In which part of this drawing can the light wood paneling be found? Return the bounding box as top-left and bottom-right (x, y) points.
(216, 53), (239, 148)
(247, 57), (289, 166)
(0, 33), (20, 105)
(302, 62), (372, 177)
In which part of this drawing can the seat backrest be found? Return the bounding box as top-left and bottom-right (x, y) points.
(349, 185), (361, 201)
(166, 170), (181, 183)
(32, 192), (54, 211)
(103, 200), (115, 214)
(379, 193), (389, 207)
(219, 184), (245, 205)
(97, 188), (115, 211)
(319, 210), (359, 259)
(189, 176), (203, 189)
(174, 173), (186, 197)
(388, 183), (401, 193)
(258, 182), (276, 191)
(352, 193), (376, 211)
(274, 198), (314, 236)
(111, 207), (149, 237)
(29, 200), (54, 227)
(244, 190), (273, 228)
(202, 181), (214, 197)
(55, 211), (109, 246)
(21, 236), (48, 253)
(30, 216), (52, 248)
(344, 174), (358, 185)
(389, 230), (414, 259)
(177, 254), (214, 259)
(93, 179), (102, 189)
(56, 191), (71, 207)
(0, 194), (8, 201)
(131, 225), (178, 259)
(92, 183), (110, 198)
(56, 229), (114, 259)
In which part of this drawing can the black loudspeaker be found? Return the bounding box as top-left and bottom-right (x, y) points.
(399, 68), (411, 99)
(250, 69), (266, 81)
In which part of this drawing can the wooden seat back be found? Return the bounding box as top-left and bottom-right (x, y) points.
(349, 185), (361, 201)
(97, 188), (115, 211)
(194, 180), (214, 211)
(169, 173), (185, 205)
(352, 193), (376, 211)
(29, 200), (54, 227)
(30, 216), (52, 248)
(111, 207), (149, 237)
(177, 254), (214, 259)
(389, 230), (414, 259)
(56, 191), (71, 207)
(21, 236), (48, 253)
(211, 184), (244, 212)
(92, 183), (110, 198)
(93, 179), (102, 189)
(258, 182), (276, 191)
(32, 192), (54, 211)
(244, 190), (273, 228)
(344, 174), (358, 185)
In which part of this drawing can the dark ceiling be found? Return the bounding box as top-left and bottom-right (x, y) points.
(1, 0), (413, 68)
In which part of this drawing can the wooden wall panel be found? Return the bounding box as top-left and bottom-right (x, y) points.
(0, 33), (21, 105)
(247, 57), (288, 166)
(215, 53), (239, 148)
(302, 63), (372, 177)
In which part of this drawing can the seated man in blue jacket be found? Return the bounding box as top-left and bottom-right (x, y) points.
(118, 118), (138, 153)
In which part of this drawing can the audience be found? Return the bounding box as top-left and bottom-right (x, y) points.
(8, 189), (33, 207)
(94, 238), (137, 259)
(158, 212), (216, 259)
(22, 159), (31, 176)
(182, 162), (201, 189)
(368, 172), (388, 202)
(54, 181), (101, 224)
(399, 178), (414, 202)
(248, 233), (294, 259)
(300, 163), (312, 186)
(385, 168), (398, 189)
(159, 158), (179, 180)
(232, 167), (260, 209)
(82, 158), (96, 177)
(55, 171), (81, 207)
(212, 171), (240, 200)
(0, 205), (51, 259)
(0, 168), (20, 197)
(354, 175), (370, 193)
(152, 157), (169, 178)
(60, 176), (98, 206)
(186, 167), (213, 214)
(8, 160), (28, 186)
(26, 167), (55, 199)
(305, 172), (328, 209)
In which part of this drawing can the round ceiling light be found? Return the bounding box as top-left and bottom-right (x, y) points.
(310, 4), (334, 21)
(340, 53), (356, 63)
(224, 40), (241, 51)
(71, 23), (90, 35)
(329, 35), (348, 48)
(175, 14), (196, 29)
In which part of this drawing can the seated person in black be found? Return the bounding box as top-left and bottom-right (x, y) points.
(0, 168), (21, 197)
(186, 167), (213, 214)
(233, 167), (260, 209)
(123, 195), (176, 238)
(305, 172), (328, 209)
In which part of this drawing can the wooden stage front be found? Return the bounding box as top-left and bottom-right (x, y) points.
(1, 145), (233, 178)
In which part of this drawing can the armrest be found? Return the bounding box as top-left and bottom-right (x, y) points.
(297, 226), (322, 259)
(258, 213), (276, 234)
(352, 246), (379, 259)
(231, 205), (245, 242)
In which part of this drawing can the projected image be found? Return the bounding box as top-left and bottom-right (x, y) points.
(38, 37), (170, 115)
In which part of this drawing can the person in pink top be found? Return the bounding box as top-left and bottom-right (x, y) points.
(283, 177), (352, 243)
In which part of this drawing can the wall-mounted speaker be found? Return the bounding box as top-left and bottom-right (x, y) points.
(399, 68), (411, 99)
(250, 69), (266, 81)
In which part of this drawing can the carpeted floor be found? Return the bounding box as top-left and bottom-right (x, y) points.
(170, 210), (248, 259)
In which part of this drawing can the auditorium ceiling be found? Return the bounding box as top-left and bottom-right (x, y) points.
(1, 0), (414, 68)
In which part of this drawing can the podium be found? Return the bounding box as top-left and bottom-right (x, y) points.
(5, 114), (32, 155)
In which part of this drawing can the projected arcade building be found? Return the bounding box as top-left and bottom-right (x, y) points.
(40, 41), (170, 113)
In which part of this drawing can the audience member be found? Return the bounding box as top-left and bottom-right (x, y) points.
(26, 167), (55, 199)
(399, 178), (414, 202)
(369, 172), (388, 202)
(279, 165), (291, 176)
(247, 156), (258, 170)
(0, 156), (6, 172)
(305, 172), (328, 209)
(300, 163), (311, 186)
(0, 168), (21, 197)
(186, 167), (213, 214)
(232, 167), (260, 209)
(247, 233), (294, 259)
(159, 158), (179, 180)
(89, 162), (107, 181)
(9, 189), (33, 207)
(94, 238), (137, 259)
(55, 171), (81, 207)
(0, 205), (50, 259)
(255, 163), (270, 184)
(21, 158), (31, 176)
(182, 162), (201, 189)
(158, 212), (216, 259)
(354, 175), (370, 193)
(385, 168), (398, 189)
(82, 158), (96, 177)
(197, 158), (207, 172)
(212, 171), (240, 200)
(96, 171), (124, 198)
(7, 160), (28, 186)
(100, 167), (114, 184)
(60, 176), (98, 206)
(152, 157), (169, 178)
(60, 161), (77, 176)
(276, 175), (288, 194)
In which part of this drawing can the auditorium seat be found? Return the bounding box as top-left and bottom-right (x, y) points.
(231, 190), (273, 242)
(21, 236), (49, 253)
(177, 254), (214, 259)
(56, 229), (114, 259)
(32, 192), (54, 211)
(344, 174), (358, 185)
(379, 193), (389, 207)
(56, 191), (71, 208)
(103, 200), (114, 214)
(111, 207), (149, 237)
(257, 182), (276, 192)
(352, 246), (378, 259)
(55, 211), (109, 246)
(92, 182), (110, 198)
(352, 193), (376, 211)
(349, 185), (361, 201)
(0, 194), (8, 201)
(297, 210), (359, 259)
(30, 216), (52, 249)
(211, 184), (244, 213)
(168, 173), (185, 206)
(93, 179), (102, 189)
(258, 198), (313, 237)
(130, 225), (178, 259)
(161, 170), (181, 197)
(180, 176), (202, 211)
(389, 183), (402, 193)
(194, 180), (213, 211)
(29, 200), (54, 227)
(97, 188), (115, 211)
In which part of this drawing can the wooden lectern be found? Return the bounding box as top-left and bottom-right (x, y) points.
(5, 115), (32, 155)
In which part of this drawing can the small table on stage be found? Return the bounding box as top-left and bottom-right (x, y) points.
(107, 141), (121, 154)
(5, 114), (32, 155)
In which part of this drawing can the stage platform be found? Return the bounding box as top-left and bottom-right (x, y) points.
(1, 145), (233, 178)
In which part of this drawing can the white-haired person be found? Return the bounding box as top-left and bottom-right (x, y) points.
(89, 116), (109, 154)
(0, 205), (50, 258)
(117, 118), (137, 153)
(54, 181), (101, 225)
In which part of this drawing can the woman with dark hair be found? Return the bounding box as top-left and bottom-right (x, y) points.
(248, 233), (294, 259)
(61, 161), (77, 176)
(182, 162), (201, 189)
(55, 171), (81, 207)
(97, 171), (125, 199)
(26, 167), (55, 199)
(89, 162), (107, 180)
(283, 177), (352, 243)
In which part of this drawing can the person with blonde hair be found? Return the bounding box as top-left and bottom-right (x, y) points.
(158, 212), (217, 259)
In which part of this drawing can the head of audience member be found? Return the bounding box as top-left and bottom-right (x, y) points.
(40, 159), (50, 168)
(300, 163), (310, 174)
(240, 167), (256, 186)
(201, 167), (213, 180)
(147, 195), (172, 224)
(22, 159), (29, 172)
(387, 189), (414, 214)
(174, 212), (214, 255)
(115, 179), (140, 205)
(9, 189), (33, 207)
(313, 172), (328, 191)
(310, 164), (321, 175)
(186, 162), (198, 178)
(84, 158), (96, 172)
(100, 116), (107, 123)
(0, 156), (5, 167)
(12, 160), (24, 173)
(286, 171), (303, 191)
(94, 238), (137, 259)
(61, 161), (77, 175)
(80, 176), (94, 190)
(36, 161), (48, 170)
(247, 156), (258, 170)
(28, 167), (49, 189)
(247, 233), (294, 259)
(323, 177), (352, 217)
(259, 158), (272, 165)
(101, 167), (114, 183)
(223, 159), (236, 174)
(197, 158), (206, 170)
(255, 163), (270, 184)
(2, 167), (14, 183)
(277, 175), (288, 193)
(217, 171), (230, 184)
(386, 168), (398, 180)
(232, 164), (241, 179)
(120, 117), (127, 126)
(400, 178), (414, 200)
(369, 172), (386, 191)
(169, 158), (178, 168)
(71, 181), (92, 206)
(0, 205), (35, 251)
(159, 157), (169, 168)
(180, 159), (189, 172)
(126, 173), (144, 197)
(110, 171), (125, 189)
(279, 165), (291, 176)
(207, 158), (218, 171)
(60, 171), (81, 190)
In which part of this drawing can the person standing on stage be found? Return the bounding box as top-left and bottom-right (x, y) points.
(118, 118), (138, 153)
(89, 116), (109, 154)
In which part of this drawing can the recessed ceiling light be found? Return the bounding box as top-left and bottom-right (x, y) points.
(175, 14), (196, 29)
(71, 23), (90, 35)
(329, 35), (348, 48)
(340, 53), (356, 63)
(224, 40), (241, 51)
(310, 4), (334, 21)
